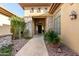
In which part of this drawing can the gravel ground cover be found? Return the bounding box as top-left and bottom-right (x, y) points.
(12, 39), (29, 55)
(45, 42), (79, 56)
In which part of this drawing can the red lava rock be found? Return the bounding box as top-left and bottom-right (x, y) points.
(45, 41), (79, 56)
(57, 48), (62, 53)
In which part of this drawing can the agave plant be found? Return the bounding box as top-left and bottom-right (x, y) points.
(44, 30), (61, 45)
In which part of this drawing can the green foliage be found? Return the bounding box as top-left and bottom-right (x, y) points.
(44, 30), (61, 44)
(0, 45), (12, 56)
(10, 16), (26, 39)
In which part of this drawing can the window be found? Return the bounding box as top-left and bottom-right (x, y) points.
(45, 8), (47, 10)
(30, 8), (34, 13)
(54, 15), (61, 34)
(37, 8), (41, 13)
(44, 8), (47, 12)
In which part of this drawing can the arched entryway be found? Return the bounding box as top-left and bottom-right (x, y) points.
(33, 18), (46, 34)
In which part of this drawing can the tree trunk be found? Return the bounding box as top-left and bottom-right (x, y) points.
(19, 27), (21, 39)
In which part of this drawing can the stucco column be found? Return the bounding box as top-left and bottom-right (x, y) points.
(24, 17), (33, 37)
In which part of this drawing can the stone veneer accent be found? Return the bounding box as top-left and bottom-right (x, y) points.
(0, 33), (12, 48)
(24, 17), (33, 37)
(46, 16), (53, 31)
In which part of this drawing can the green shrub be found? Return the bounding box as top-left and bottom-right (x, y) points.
(0, 45), (12, 56)
(10, 16), (26, 39)
(44, 30), (61, 44)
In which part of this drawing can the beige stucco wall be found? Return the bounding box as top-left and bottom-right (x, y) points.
(0, 14), (11, 35)
(0, 14), (10, 26)
(60, 3), (79, 54)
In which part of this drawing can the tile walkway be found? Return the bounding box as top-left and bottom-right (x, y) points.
(15, 35), (48, 56)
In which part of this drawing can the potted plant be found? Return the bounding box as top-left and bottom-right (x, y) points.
(44, 30), (61, 48)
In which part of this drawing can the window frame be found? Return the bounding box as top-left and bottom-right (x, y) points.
(30, 8), (34, 13)
(45, 8), (47, 12)
(37, 8), (41, 13)
(54, 15), (61, 34)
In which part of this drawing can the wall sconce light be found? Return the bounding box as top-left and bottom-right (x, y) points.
(70, 11), (77, 20)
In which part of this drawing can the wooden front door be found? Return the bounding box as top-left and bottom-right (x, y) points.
(38, 25), (42, 33)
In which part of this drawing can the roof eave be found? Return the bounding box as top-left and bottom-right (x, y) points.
(0, 7), (16, 17)
(19, 3), (51, 10)
(48, 3), (62, 14)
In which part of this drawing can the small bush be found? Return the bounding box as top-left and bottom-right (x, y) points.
(44, 30), (61, 44)
(0, 45), (12, 56)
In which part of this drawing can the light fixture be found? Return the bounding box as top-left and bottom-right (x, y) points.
(70, 11), (77, 20)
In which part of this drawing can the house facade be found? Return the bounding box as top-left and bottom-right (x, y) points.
(20, 3), (79, 54)
(49, 3), (79, 54)
(20, 3), (54, 37)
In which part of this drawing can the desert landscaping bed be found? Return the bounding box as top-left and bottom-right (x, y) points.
(45, 42), (79, 56)
(12, 39), (29, 56)
(0, 38), (30, 56)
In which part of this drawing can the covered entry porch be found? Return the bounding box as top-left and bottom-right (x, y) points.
(32, 17), (46, 35)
